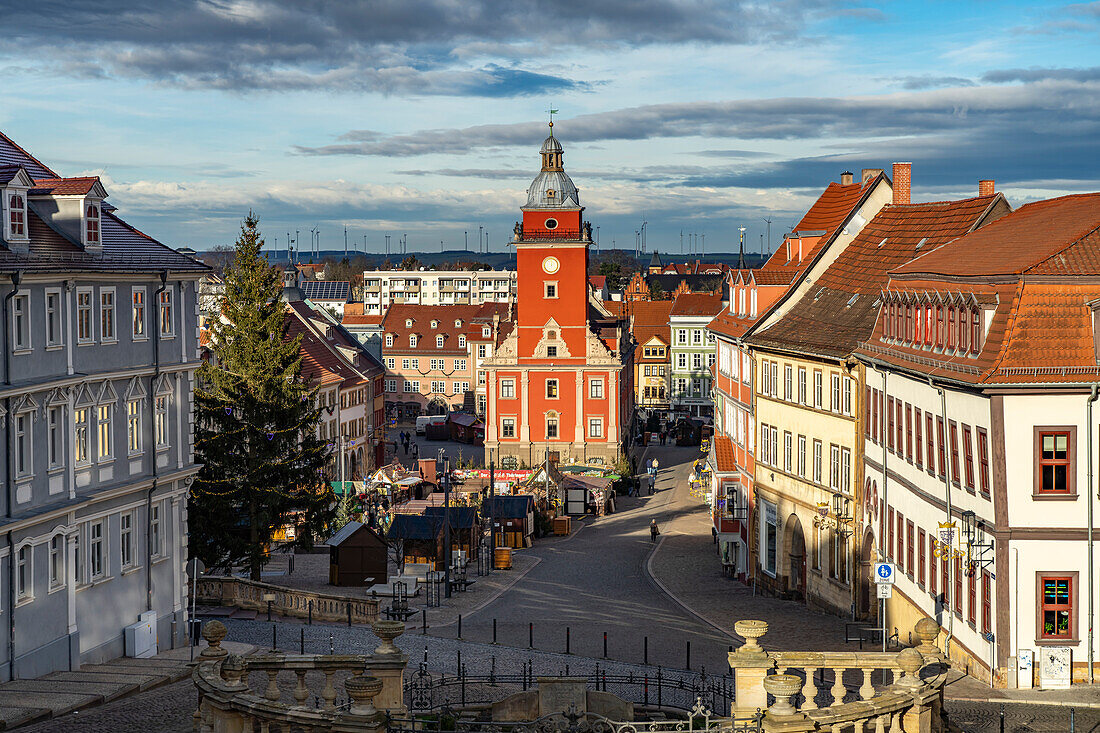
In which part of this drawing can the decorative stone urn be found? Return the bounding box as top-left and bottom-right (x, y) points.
(733, 620), (769, 658)
(219, 654), (248, 689)
(914, 618), (942, 659)
(896, 648), (925, 689)
(762, 674), (803, 717)
(200, 620), (229, 659)
(345, 675), (384, 716)
(371, 620), (405, 656)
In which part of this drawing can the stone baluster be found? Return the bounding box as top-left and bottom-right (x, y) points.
(220, 655), (248, 691)
(830, 667), (846, 706)
(890, 711), (902, 732)
(322, 671), (338, 710)
(264, 669), (281, 701)
(258, 720), (270, 733)
(853, 720), (866, 733)
(874, 714), (887, 733)
(293, 670), (309, 705)
(859, 668), (875, 700)
(800, 667), (819, 710)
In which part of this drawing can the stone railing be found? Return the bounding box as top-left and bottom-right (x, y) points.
(193, 619), (409, 733)
(728, 618), (948, 733)
(196, 575), (379, 624)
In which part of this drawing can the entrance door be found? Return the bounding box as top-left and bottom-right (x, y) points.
(859, 530), (876, 619)
(786, 515), (806, 599)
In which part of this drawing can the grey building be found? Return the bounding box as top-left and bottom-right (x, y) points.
(0, 131), (208, 680)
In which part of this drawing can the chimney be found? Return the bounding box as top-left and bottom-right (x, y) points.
(861, 168), (884, 184)
(979, 179), (995, 196)
(840, 171), (854, 185)
(892, 162), (912, 205)
(418, 457), (437, 484)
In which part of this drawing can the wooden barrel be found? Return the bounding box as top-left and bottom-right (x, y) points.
(494, 546), (512, 570)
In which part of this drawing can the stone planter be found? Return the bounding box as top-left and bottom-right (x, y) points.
(734, 620), (769, 657)
(201, 620), (229, 659)
(914, 618), (942, 659)
(346, 674), (384, 716)
(762, 673), (803, 717)
(371, 620), (405, 656)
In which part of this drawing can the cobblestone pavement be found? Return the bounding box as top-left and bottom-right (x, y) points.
(17, 677), (198, 733)
(945, 700), (1100, 732)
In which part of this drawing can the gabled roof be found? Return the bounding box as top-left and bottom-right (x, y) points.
(670, 291), (723, 318)
(750, 194), (1006, 359)
(707, 307), (756, 340)
(381, 303), (508, 354)
(285, 300), (382, 387)
(0, 131), (56, 179)
(892, 193), (1100, 279)
(387, 513), (443, 541)
(30, 176), (104, 196)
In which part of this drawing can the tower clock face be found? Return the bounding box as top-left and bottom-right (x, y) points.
(542, 256), (560, 274)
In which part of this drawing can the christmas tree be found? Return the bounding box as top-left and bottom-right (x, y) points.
(190, 213), (335, 579)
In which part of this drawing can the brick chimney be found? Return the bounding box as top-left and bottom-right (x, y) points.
(841, 171), (854, 185)
(979, 179), (995, 196)
(861, 168), (884, 184)
(892, 162), (912, 205)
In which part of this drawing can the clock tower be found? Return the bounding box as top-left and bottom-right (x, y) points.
(484, 123), (632, 474)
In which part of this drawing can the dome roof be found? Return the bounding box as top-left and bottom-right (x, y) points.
(525, 170), (579, 209)
(540, 133), (563, 154)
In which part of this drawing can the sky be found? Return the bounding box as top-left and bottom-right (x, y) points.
(1, 0), (1098, 258)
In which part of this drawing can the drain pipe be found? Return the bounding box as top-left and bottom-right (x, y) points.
(146, 271), (167, 612)
(929, 377), (954, 659)
(1087, 385), (1098, 684)
(4, 270), (22, 680)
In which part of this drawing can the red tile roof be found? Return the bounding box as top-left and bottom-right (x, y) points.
(750, 195), (1005, 358)
(30, 176), (101, 196)
(893, 193), (1100, 279)
(630, 300), (673, 358)
(381, 303), (508, 355)
(713, 436), (737, 473)
(589, 275), (606, 289)
(670, 291), (723, 317)
(708, 307), (755, 340)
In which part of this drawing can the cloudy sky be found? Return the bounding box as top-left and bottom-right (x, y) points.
(2, 0), (1098, 257)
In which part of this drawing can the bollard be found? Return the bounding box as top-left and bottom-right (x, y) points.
(999, 703), (1005, 733)
(566, 627), (570, 655)
(329, 634), (334, 654)
(458, 614), (462, 640)
(686, 640), (691, 670)
(603, 631), (608, 658)
(490, 656), (497, 686)
(1070, 707), (1075, 733)
(644, 636), (648, 665)
(457, 650), (462, 677)
(644, 675), (649, 707)
(422, 608), (427, 635)
(347, 603), (352, 627)
(424, 646), (428, 664)
(308, 599), (313, 625)
(529, 622), (533, 648)
(300, 627), (305, 654)
(493, 618), (498, 644)
(657, 666), (663, 708)
(272, 624), (277, 651)
(267, 600), (273, 622)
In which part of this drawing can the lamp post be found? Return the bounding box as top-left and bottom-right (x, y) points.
(442, 452), (452, 599)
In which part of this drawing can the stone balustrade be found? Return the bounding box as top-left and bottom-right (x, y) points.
(192, 619), (408, 733)
(728, 618), (948, 733)
(196, 575), (379, 624)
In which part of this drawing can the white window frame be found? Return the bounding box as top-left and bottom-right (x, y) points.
(150, 503), (163, 559)
(15, 410), (32, 478)
(97, 403), (113, 460)
(16, 544), (32, 601)
(45, 287), (63, 348)
(501, 380), (515, 399)
(813, 439), (823, 484)
(48, 405), (64, 470)
(589, 417), (603, 438)
(11, 290), (30, 351)
(88, 520), (105, 580)
(458, 335), (466, 348)
(77, 287), (94, 344)
(155, 395), (169, 449)
(385, 379), (397, 393)
(132, 287), (147, 340)
(455, 359), (467, 371)
(590, 379), (604, 399)
(409, 335), (417, 348)
(158, 288), (174, 337)
(436, 335), (444, 348)
(75, 407), (90, 464)
(797, 435), (807, 477)
(501, 418), (516, 438)
(49, 535), (64, 589)
(385, 334), (394, 348)
(100, 286), (116, 343)
(120, 512), (134, 570)
(127, 399), (143, 455)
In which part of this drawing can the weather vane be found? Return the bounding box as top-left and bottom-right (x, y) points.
(547, 106), (559, 129)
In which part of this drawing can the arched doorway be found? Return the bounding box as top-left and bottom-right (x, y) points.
(785, 514), (806, 599)
(859, 528), (877, 620)
(427, 397), (449, 416)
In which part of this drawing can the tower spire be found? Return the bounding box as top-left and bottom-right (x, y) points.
(738, 226), (746, 270)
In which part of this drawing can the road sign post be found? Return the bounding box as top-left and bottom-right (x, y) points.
(872, 562), (895, 653)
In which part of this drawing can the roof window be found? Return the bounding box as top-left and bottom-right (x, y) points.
(8, 193), (26, 239)
(915, 237), (928, 250)
(405, 318), (413, 328)
(846, 294), (859, 308)
(431, 319), (438, 328)
(877, 237), (888, 248)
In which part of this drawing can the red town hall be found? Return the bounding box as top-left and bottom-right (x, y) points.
(483, 125), (633, 468)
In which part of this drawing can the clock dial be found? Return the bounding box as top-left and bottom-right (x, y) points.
(542, 257), (560, 274)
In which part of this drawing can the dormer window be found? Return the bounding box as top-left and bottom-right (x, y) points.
(458, 335), (466, 348)
(482, 327), (491, 338)
(8, 193), (25, 237)
(85, 203), (100, 245)
(405, 319), (413, 328)
(431, 320), (438, 329)
(409, 335), (418, 348)
(436, 335), (444, 348)
(385, 334), (394, 348)
(454, 319), (462, 327)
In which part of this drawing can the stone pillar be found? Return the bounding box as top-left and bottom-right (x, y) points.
(519, 371), (530, 442)
(575, 371), (584, 443)
(727, 620), (774, 718)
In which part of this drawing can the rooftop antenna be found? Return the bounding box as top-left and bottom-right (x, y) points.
(762, 217), (772, 255)
(344, 225), (348, 257)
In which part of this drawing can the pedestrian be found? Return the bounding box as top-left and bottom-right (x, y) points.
(650, 519), (660, 542)
(712, 525), (718, 544)
(659, 430), (666, 446)
(403, 439), (409, 455)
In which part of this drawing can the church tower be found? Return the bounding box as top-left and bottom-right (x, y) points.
(484, 122), (632, 473)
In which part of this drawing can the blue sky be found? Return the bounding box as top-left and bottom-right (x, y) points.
(2, 0), (1098, 257)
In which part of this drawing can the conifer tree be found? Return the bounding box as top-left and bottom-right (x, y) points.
(190, 213), (335, 579)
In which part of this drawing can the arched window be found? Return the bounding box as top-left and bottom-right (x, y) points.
(85, 203), (100, 244)
(9, 193), (25, 236)
(436, 335), (444, 348)
(546, 412), (559, 440)
(409, 335), (417, 348)
(385, 334), (394, 348)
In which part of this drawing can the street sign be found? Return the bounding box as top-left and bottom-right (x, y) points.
(873, 562), (895, 585)
(877, 583), (893, 599)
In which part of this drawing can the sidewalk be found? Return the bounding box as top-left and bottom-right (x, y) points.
(0, 639), (253, 730)
(944, 668), (1100, 708)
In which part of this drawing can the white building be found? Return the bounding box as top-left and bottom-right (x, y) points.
(360, 269), (516, 316)
(857, 192), (1100, 687)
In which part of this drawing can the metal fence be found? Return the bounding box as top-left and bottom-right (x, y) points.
(403, 661), (735, 717)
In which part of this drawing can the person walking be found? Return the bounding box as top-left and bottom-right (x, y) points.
(650, 519), (660, 542)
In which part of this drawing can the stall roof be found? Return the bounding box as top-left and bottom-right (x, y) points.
(424, 506), (480, 528)
(326, 521), (364, 547)
(387, 514), (443, 541)
(482, 495), (536, 518)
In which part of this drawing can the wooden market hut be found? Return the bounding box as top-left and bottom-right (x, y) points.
(481, 495), (536, 548)
(387, 514), (444, 570)
(423, 506), (482, 558)
(326, 521), (388, 587)
(447, 412), (485, 446)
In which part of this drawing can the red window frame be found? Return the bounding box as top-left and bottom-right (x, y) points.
(86, 203), (100, 244)
(888, 507), (895, 561)
(926, 413), (935, 476)
(954, 556), (963, 614)
(918, 529), (926, 588)
(9, 194), (24, 236)
(967, 568), (977, 625)
(936, 305), (945, 348)
(905, 404), (912, 461)
(914, 408), (923, 469)
(906, 520), (915, 578)
(887, 396), (895, 453)
(977, 427), (990, 495)
(981, 570), (992, 634)
(865, 386), (872, 438)
(941, 554), (950, 607)
(1038, 430), (1072, 495)
(915, 305), (924, 344)
(906, 305), (914, 343)
(897, 512), (905, 573)
(960, 308), (970, 352)
(971, 309), (981, 355)
(1040, 575), (1074, 639)
(947, 307), (957, 351)
(936, 416), (946, 479)
(896, 400), (903, 456)
(949, 420), (961, 486)
(929, 539), (938, 596)
(962, 424), (975, 490)
(872, 389), (879, 444)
